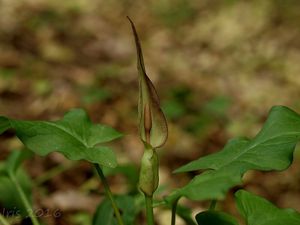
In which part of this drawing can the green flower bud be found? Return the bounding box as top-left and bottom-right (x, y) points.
(138, 144), (159, 196)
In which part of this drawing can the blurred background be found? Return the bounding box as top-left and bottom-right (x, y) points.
(0, 0), (300, 224)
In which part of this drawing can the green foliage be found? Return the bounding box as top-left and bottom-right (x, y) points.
(236, 190), (300, 225)
(195, 210), (239, 225)
(0, 168), (32, 217)
(193, 190), (300, 225)
(0, 109), (122, 168)
(168, 106), (300, 201)
(0, 150), (33, 217)
(93, 195), (140, 225)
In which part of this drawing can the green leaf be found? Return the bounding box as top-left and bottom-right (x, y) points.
(128, 17), (168, 148)
(195, 210), (239, 225)
(93, 195), (139, 225)
(235, 190), (300, 225)
(0, 163), (33, 217)
(0, 109), (122, 168)
(168, 164), (242, 201)
(168, 106), (300, 201)
(176, 106), (300, 173)
(175, 137), (249, 172)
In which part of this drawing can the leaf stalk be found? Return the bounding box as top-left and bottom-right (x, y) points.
(171, 198), (180, 225)
(209, 200), (217, 210)
(94, 163), (124, 225)
(9, 173), (40, 225)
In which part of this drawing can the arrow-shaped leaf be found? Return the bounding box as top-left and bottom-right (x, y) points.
(167, 106), (300, 201)
(0, 109), (122, 168)
(236, 190), (300, 225)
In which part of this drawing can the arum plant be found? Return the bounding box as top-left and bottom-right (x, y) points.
(128, 17), (168, 225)
(126, 18), (300, 225)
(0, 110), (124, 225)
(1, 18), (300, 225)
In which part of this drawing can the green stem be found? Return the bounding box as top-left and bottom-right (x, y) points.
(94, 164), (124, 225)
(9, 173), (40, 225)
(209, 200), (217, 210)
(145, 195), (154, 225)
(171, 198), (179, 225)
(0, 214), (10, 225)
